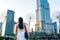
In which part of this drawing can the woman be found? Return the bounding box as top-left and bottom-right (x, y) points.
(15, 17), (28, 40)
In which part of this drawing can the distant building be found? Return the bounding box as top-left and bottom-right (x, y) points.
(52, 22), (57, 34)
(0, 22), (3, 35)
(5, 10), (15, 35)
(35, 0), (53, 33)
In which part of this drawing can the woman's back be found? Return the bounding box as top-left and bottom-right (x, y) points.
(17, 28), (26, 40)
(16, 17), (28, 40)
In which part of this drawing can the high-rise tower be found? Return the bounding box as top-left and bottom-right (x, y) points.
(5, 10), (15, 35)
(0, 22), (3, 35)
(35, 0), (53, 33)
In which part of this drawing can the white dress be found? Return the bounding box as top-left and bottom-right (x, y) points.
(16, 23), (27, 40)
(17, 28), (27, 40)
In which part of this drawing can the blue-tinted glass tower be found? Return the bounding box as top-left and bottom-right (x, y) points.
(36, 0), (53, 33)
(5, 10), (15, 35)
(52, 22), (57, 33)
(0, 22), (3, 35)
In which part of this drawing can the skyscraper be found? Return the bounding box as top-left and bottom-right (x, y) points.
(52, 22), (57, 33)
(0, 22), (3, 35)
(5, 10), (15, 35)
(35, 0), (53, 33)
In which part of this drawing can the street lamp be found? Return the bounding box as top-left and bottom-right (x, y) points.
(0, 11), (8, 36)
(57, 14), (60, 33)
(29, 17), (31, 29)
(52, 12), (60, 33)
(26, 13), (35, 32)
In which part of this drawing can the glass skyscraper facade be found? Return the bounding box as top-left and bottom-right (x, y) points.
(0, 22), (3, 35)
(5, 10), (15, 35)
(52, 22), (57, 33)
(35, 0), (53, 33)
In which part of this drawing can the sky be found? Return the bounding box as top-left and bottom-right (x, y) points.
(0, 0), (60, 32)
(48, 0), (60, 18)
(0, 0), (36, 22)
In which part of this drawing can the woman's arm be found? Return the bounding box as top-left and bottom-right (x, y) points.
(24, 25), (28, 32)
(15, 26), (18, 36)
(15, 26), (18, 40)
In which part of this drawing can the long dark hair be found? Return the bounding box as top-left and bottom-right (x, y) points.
(18, 17), (23, 29)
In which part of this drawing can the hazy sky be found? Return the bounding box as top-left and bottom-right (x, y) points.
(48, 0), (60, 18)
(0, 0), (60, 31)
(0, 0), (36, 23)
(0, 0), (60, 21)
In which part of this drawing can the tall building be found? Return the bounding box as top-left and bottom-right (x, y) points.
(52, 22), (57, 33)
(35, 0), (53, 33)
(5, 10), (15, 35)
(0, 22), (3, 35)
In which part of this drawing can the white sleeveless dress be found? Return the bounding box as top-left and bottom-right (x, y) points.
(17, 28), (27, 40)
